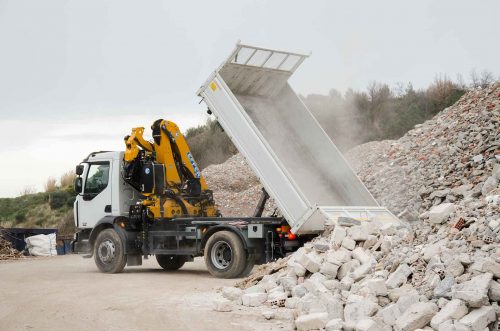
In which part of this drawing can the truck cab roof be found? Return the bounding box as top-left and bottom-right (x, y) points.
(82, 151), (123, 162)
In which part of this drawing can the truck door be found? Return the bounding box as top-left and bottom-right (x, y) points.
(76, 161), (112, 228)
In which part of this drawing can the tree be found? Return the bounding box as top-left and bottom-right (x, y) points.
(44, 177), (57, 193)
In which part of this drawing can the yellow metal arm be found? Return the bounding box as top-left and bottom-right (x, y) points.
(124, 127), (154, 162)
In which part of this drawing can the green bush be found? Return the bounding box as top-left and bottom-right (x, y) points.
(49, 191), (71, 210)
(14, 210), (26, 222)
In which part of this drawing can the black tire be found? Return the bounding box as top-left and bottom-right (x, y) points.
(156, 255), (186, 271)
(204, 231), (247, 278)
(237, 255), (256, 278)
(94, 228), (127, 273)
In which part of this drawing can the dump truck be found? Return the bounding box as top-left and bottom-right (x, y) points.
(72, 43), (398, 278)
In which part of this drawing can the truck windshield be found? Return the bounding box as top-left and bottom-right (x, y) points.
(85, 162), (110, 195)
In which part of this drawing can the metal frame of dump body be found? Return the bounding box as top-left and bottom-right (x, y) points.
(198, 43), (399, 234)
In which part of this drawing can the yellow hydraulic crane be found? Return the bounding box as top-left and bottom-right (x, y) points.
(123, 119), (218, 219)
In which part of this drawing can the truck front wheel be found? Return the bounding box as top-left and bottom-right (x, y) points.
(156, 255), (186, 270)
(204, 231), (247, 278)
(94, 228), (127, 273)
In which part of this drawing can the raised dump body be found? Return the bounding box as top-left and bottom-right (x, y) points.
(198, 43), (398, 233)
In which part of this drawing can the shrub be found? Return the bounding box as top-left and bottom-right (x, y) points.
(49, 191), (71, 210)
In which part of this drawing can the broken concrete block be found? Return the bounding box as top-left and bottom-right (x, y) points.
(280, 275), (298, 291)
(451, 273), (492, 307)
(213, 298), (233, 312)
(221, 286), (243, 302)
(386, 264), (412, 289)
(342, 237), (356, 250)
(244, 284), (266, 294)
(396, 293), (421, 313)
(304, 278), (329, 295)
(459, 306), (496, 331)
(314, 240), (331, 252)
(292, 285), (307, 298)
(241, 293), (267, 307)
(326, 318), (344, 331)
(327, 248), (352, 265)
(356, 318), (381, 331)
(295, 312), (329, 331)
(323, 279), (341, 291)
(322, 295), (344, 320)
(344, 299), (379, 324)
(481, 176), (498, 196)
(338, 260), (361, 280)
(482, 260), (500, 278)
(340, 276), (354, 291)
(437, 320), (470, 331)
(377, 303), (401, 326)
(447, 259), (465, 277)
(428, 203), (455, 224)
(297, 293), (319, 314)
(331, 226), (347, 246)
(294, 263), (307, 277)
(488, 280), (500, 302)
(434, 275), (455, 298)
(296, 251), (322, 273)
(320, 262), (340, 278)
(430, 299), (468, 329)
(348, 225), (369, 241)
(394, 302), (438, 331)
(388, 285), (418, 302)
(351, 262), (375, 281)
(352, 247), (374, 264)
(364, 279), (388, 296)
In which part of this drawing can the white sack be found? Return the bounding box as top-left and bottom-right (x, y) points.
(25, 233), (57, 256)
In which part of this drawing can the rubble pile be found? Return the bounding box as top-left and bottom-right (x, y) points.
(211, 84), (500, 330)
(346, 83), (500, 222)
(0, 231), (23, 260)
(203, 154), (276, 217)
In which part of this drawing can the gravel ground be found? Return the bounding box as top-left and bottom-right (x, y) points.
(0, 255), (291, 331)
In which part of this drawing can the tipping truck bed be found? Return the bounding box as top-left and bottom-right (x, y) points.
(198, 43), (399, 234)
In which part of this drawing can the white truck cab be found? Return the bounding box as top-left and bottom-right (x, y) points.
(73, 151), (139, 252)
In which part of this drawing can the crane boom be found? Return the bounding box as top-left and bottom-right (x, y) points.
(123, 119), (218, 219)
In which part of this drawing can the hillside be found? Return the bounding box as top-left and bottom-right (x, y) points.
(0, 188), (76, 236)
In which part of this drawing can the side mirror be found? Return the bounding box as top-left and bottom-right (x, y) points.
(76, 165), (84, 176)
(74, 177), (83, 194)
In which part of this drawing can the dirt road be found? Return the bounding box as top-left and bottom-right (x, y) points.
(0, 255), (292, 331)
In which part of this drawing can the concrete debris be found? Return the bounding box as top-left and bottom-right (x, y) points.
(430, 299), (468, 329)
(295, 312), (329, 331)
(241, 293), (267, 307)
(394, 302), (438, 331)
(209, 85), (500, 329)
(213, 298), (233, 312)
(459, 306), (496, 331)
(451, 273), (492, 307)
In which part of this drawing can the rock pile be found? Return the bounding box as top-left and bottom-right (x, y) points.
(216, 214), (499, 331)
(210, 84), (499, 330)
(346, 83), (500, 222)
(203, 154), (276, 217)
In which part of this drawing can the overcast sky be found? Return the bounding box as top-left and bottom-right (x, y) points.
(0, 0), (499, 197)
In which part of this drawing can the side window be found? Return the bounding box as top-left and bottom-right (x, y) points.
(84, 162), (110, 195)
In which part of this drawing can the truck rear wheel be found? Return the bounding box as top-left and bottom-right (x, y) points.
(94, 228), (127, 273)
(156, 255), (186, 271)
(204, 231), (247, 278)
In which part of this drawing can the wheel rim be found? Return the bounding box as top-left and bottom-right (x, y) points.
(98, 239), (115, 264)
(211, 240), (232, 269)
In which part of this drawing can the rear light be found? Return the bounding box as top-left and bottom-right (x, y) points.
(288, 232), (296, 240)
